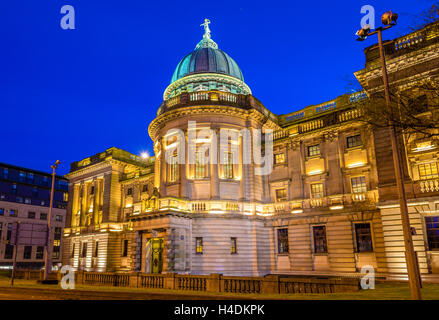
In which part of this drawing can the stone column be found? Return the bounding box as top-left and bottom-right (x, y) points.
(159, 139), (167, 196)
(239, 134), (245, 201)
(210, 128), (220, 200)
(180, 131), (188, 199)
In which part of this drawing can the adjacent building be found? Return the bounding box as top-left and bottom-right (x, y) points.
(63, 21), (439, 277)
(0, 163), (68, 269)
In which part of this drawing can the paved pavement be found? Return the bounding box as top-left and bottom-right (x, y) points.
(0, 286), (251, 300)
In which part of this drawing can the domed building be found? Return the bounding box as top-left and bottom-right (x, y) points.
(63, 20), (439, 281)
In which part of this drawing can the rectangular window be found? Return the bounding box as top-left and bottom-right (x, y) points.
(311, 183), (324, 198)
(32, 187), (38, 197)
(54, 227), (62, 240)
(90, 186), (95, 195)
(36, 246), (44, 260)
(127, 188), (133, 196)
(347, 134), (362, 148)
(418, 163), (439, 180)
(195, 151), (208, 179)
(355, 223), (373, 252)
(425, 217), (439, 250)
(71, 243), (76, 258)
(24, 198), (31, 204)
(277, 228), (289, 254)
(52, 246), (60, 259)
(122, 239), (128, 257)
(168, 151), (179, 183)
(4, 244), (13, 259)
(28, 212), (36, 219)
(27, 172), (34, 184)
(0, 208), (4, 216)
(351, 176), (367, 194)
(40, 213), (47, 220)
(195, 237), (203, 254)
(23, 246), (32, 259)
(9, 209), (17, 217)
(19, 171), (26, 182)
(313, 226), (328, 254)
(11, 183), (17, 195)
(231, 237), (237, 254)
(81, 242), (87, 258)
(142, 184), (148, 193)
(223, 152), (234, 179)
(274, 153), (285, 165)
(94, 241), (99, 257)
(275, 189), (287, 202)
(6, 223), (12, 242)
(16, 196), (23, 203)
(3, 168), (8, 180)
(307, 145), (320, 157)
(55, 215), (63, 222)
(63, 192), (68, 202)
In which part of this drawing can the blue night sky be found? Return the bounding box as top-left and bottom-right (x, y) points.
(0, 0), (431, 175)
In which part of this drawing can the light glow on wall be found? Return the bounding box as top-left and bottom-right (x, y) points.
(308, 169), (323, 176)
(347, 162), (365, 168)
(291, 209), (303, 214)
(329, 205), (344, 210)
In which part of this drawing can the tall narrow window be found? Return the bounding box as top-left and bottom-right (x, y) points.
(36, 246), (44, 260)
(23, 246), (32, 259)
(195, 237), (203, 254)
(313, 226), (328, 254)
(425, 217), (439, 250)
(223, 152), (234, 179)
(71, 243), (76, 258)
(122, 239), (128, 257)
(351, 176), (367, 194)
(81, 242), (87, 258)
(277, 228), (289, 254)
(168, 151), (179, 183)
(4, 244), (13, 259)
(231, 237), (237, 254)
(94, 241), (99, 257)
(195, 150), (208, 179)
(355, 223), (373, 252)
(419, 163), (438, 180)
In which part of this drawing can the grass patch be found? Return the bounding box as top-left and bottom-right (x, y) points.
(1, 276), (439, 300)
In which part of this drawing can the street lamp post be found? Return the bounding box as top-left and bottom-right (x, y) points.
(43, 160), (60, 281)
(356, 11), (422, 300)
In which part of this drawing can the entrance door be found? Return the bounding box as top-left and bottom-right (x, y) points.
(151, 238), (164, 274)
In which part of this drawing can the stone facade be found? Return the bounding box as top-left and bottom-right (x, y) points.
(63, 22), (439, 277)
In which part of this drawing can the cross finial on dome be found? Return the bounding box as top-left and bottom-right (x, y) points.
(196, 18), (218, 49)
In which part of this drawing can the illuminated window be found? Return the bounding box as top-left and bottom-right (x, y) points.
(9, 209), (17, 217)
(307, 145), (320, 157)
(195, 150), (208, 179)
(11, 183), (17, 195)
(419, 163), (438, 180)
(195, 237), (203, 254)
(28, 212), (36, 219)
(311, 183), (324, 198)
(426, 217), (439, 250)
(231, 237), (237, 254)
(168, 151), (179, 183)
(277, 229), (289, 254)
(351, 176), (367, 194)
(55, 215), (63, 222)
(71, 243), (75, 258)
(0, 208), (3, 216)
(223, 152), (234, 179)
(313, 226), (328, 254)
(275, 189), (287, 202)
(355, 223), (373, 252)
(127, 188), (133, 196)
(54, 227), (62, 240)
(122, 239), (128, 257)
(274, 153), (285, 165)
(23, 246), (32, 259)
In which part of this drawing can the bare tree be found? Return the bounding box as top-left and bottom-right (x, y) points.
(354, 79), (439, 139)
(411, 1), (439, 31)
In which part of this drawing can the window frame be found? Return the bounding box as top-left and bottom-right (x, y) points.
(307, 144), (321, 158)
(230, 237), (238, 254)
(347, 134), (362, 149)
(354, 222), (374, 253)
(195, 237), (203, 255)
(425, 216), (439, 251)
(351, 176), (367, 194)
(312, 225), (328, 254)
(277, 228), (289, 254)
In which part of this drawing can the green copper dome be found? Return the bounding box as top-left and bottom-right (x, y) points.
(171, 47), (244, 83)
